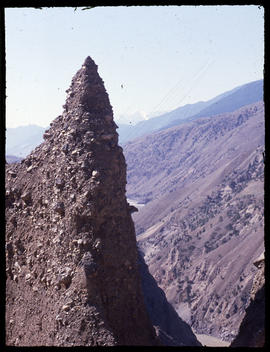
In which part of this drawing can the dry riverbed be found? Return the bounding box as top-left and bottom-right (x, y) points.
(127, 198), (145, 208)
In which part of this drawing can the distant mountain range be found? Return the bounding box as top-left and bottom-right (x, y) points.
(6, 124), (47, 159)
(118, 79), (263, 144)
(6, 155), (23, 164)
(5, 79), (263, 160)
(167, 79), (263, 128)
(124, 100), (265, 342)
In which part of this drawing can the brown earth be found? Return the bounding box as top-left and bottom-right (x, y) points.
(5, 57), (200, 346)
(124, 101), (265, 342)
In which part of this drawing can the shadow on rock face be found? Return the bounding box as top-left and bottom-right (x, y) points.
(138, 252), (201, 346)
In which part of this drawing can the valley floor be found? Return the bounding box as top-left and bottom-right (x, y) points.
(194, 332), (230, 347)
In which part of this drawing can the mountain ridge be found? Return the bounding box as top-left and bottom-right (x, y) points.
(165, 79), (263, 129)
(118, 79), (263, 144)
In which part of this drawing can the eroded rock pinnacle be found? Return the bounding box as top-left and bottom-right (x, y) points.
(5, 56), (159, 346)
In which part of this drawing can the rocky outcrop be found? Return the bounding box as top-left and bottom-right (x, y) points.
(230, 253), (265, 347)
(5, 56), (200, 347)
(5, 57), (155, 346)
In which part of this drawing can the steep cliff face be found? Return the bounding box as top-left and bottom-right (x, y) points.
(230, 254), (265, 347)
(5, 57), (160, 346)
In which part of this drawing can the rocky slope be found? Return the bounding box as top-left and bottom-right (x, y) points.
(5, 56), (200, 347)
(124, 101), (264, 342)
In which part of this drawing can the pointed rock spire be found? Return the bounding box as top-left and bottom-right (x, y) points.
(63, 55), (113, 117)
(42, 56), (119, 170)
(83, 55), (96, 66)
(5, 57), (159, 346)
(6, 57), (201, 347)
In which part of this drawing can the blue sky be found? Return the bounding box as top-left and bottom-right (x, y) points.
(5, 5), (264, 128)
